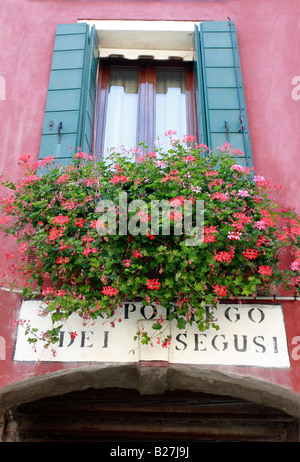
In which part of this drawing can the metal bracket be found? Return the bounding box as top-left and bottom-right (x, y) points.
(58, 122), (63, 144)
(224, 121), (230, 141)
(239, 114), (246, 132)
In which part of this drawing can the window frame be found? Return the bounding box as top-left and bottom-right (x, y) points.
(94, 58), (199, 157)
(38, 21), (253, 171)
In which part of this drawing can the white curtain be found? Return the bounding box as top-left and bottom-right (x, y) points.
(103, 67), (187, 156)
(103, 69), (139, 156)
(155, 69), (187, 149)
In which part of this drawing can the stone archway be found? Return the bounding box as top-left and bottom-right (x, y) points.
(11, 387), (300, 442)
(1, 364), (299, 442)
(0, 364), (299, 417)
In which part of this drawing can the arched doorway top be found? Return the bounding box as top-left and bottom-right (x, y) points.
(0, 363), (299, 418)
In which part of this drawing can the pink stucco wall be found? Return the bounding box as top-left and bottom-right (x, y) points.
(0, 0), (299, 207)
(0, 0), (299, 404)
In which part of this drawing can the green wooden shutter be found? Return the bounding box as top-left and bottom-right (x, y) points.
(81, 25), (99, 155)
(194, 25), (208, 147)
(195, 20), (254, 169)
(39, 23), (90, 165)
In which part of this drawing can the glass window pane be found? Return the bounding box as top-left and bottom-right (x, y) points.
(156, 69), (187, 148)
(103, 68), (139, 156)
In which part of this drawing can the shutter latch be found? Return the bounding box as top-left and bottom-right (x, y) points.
(224, 121), (230, 141)
(239, 114), (246, 132)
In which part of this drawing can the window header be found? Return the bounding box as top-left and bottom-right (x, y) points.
(78, 20), (196, 60)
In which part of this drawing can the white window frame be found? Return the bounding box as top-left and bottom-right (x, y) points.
(78, 20), (196, 61)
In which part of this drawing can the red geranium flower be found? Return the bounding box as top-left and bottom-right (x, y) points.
(146, 279), (161, 290)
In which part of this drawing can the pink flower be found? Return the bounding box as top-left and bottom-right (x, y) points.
(75, 218), (87, 228)
(52, 215), (69, 225)
(196, 143), (209, 151)
(228, 231), (241, 240)
(182, 135), (196, 143)
(40, 156), (55, 166)
(162, 337), (172, 348)
(214, 249), (235, 263)
(146, 279), (161, 290)
(41, 287), (55, 296)
(217, 142), (231, 152)
(136, 209), (150, 223)
(12, 318), (26, 327)
(161, 170), (180, 183)
(256, 236), (269, 247)
(17, 174), (40, 188)
(254, 175), (265, 184)
(291, 261), (300, 271)
(243, 249), (259, 260)
(202, 225), (218, 243)
(212, 192), (229, 202)
(17, 154), (31, 164)
(57, 174), (70, 184)
(61, 199), (78, 210)
(254, 175), (271, 188)
(48, 226), (65, 242)
(233, 212), (252, 225)
(147, 151), (157, 159)
(110, 174), (130, 185)
(133, 249), (143, 258)
(205, 170), (219, 177)
(231, 148), (244, 156)
(254, 220), (266, 230)
(56, 257), (70, 264)
(146, 233), (156, 240)
(101, 286), (119, 297)
(74, 152), (93, 161)
(231, 164), (250, 174)
(213, 284), (228, 297)
(168, 210), (183, 221)
(236, 189), (250, 197)
(169, 198), (183, 207)
(164, 129), (177, 136)
(154, 160), (167, 168)
(122, 259), (131, 267)
(82, 246), (97, 257)
(258, 266), (273, 277)
(185, 155), (196, 162)
(90, 220), (99, 229)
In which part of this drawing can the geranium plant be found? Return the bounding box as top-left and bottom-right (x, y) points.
(1, 133), (300, 351)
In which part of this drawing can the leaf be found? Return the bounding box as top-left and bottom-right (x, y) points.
(177, 317), (187, 330)
(152, 322), (163, 330)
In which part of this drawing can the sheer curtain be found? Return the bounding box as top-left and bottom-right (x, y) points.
(102, 66), (187, 156)
(155, 69), (187, 149)
(103, 68), (139, 156)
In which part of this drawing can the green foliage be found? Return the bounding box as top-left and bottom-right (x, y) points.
(1, 136), (300, 348)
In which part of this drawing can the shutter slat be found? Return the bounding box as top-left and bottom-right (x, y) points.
(195, 20), (254, 169)
(194, 24), (208, 146)
(81, 25), (99, 155)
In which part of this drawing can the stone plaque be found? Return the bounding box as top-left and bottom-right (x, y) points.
(13, 301), (290, 368)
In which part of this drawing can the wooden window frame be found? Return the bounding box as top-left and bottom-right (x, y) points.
(95, 58), (198, 157)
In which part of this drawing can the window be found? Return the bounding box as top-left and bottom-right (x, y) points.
(38, 20), (254, 170)
(95, 59), (198, 157)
